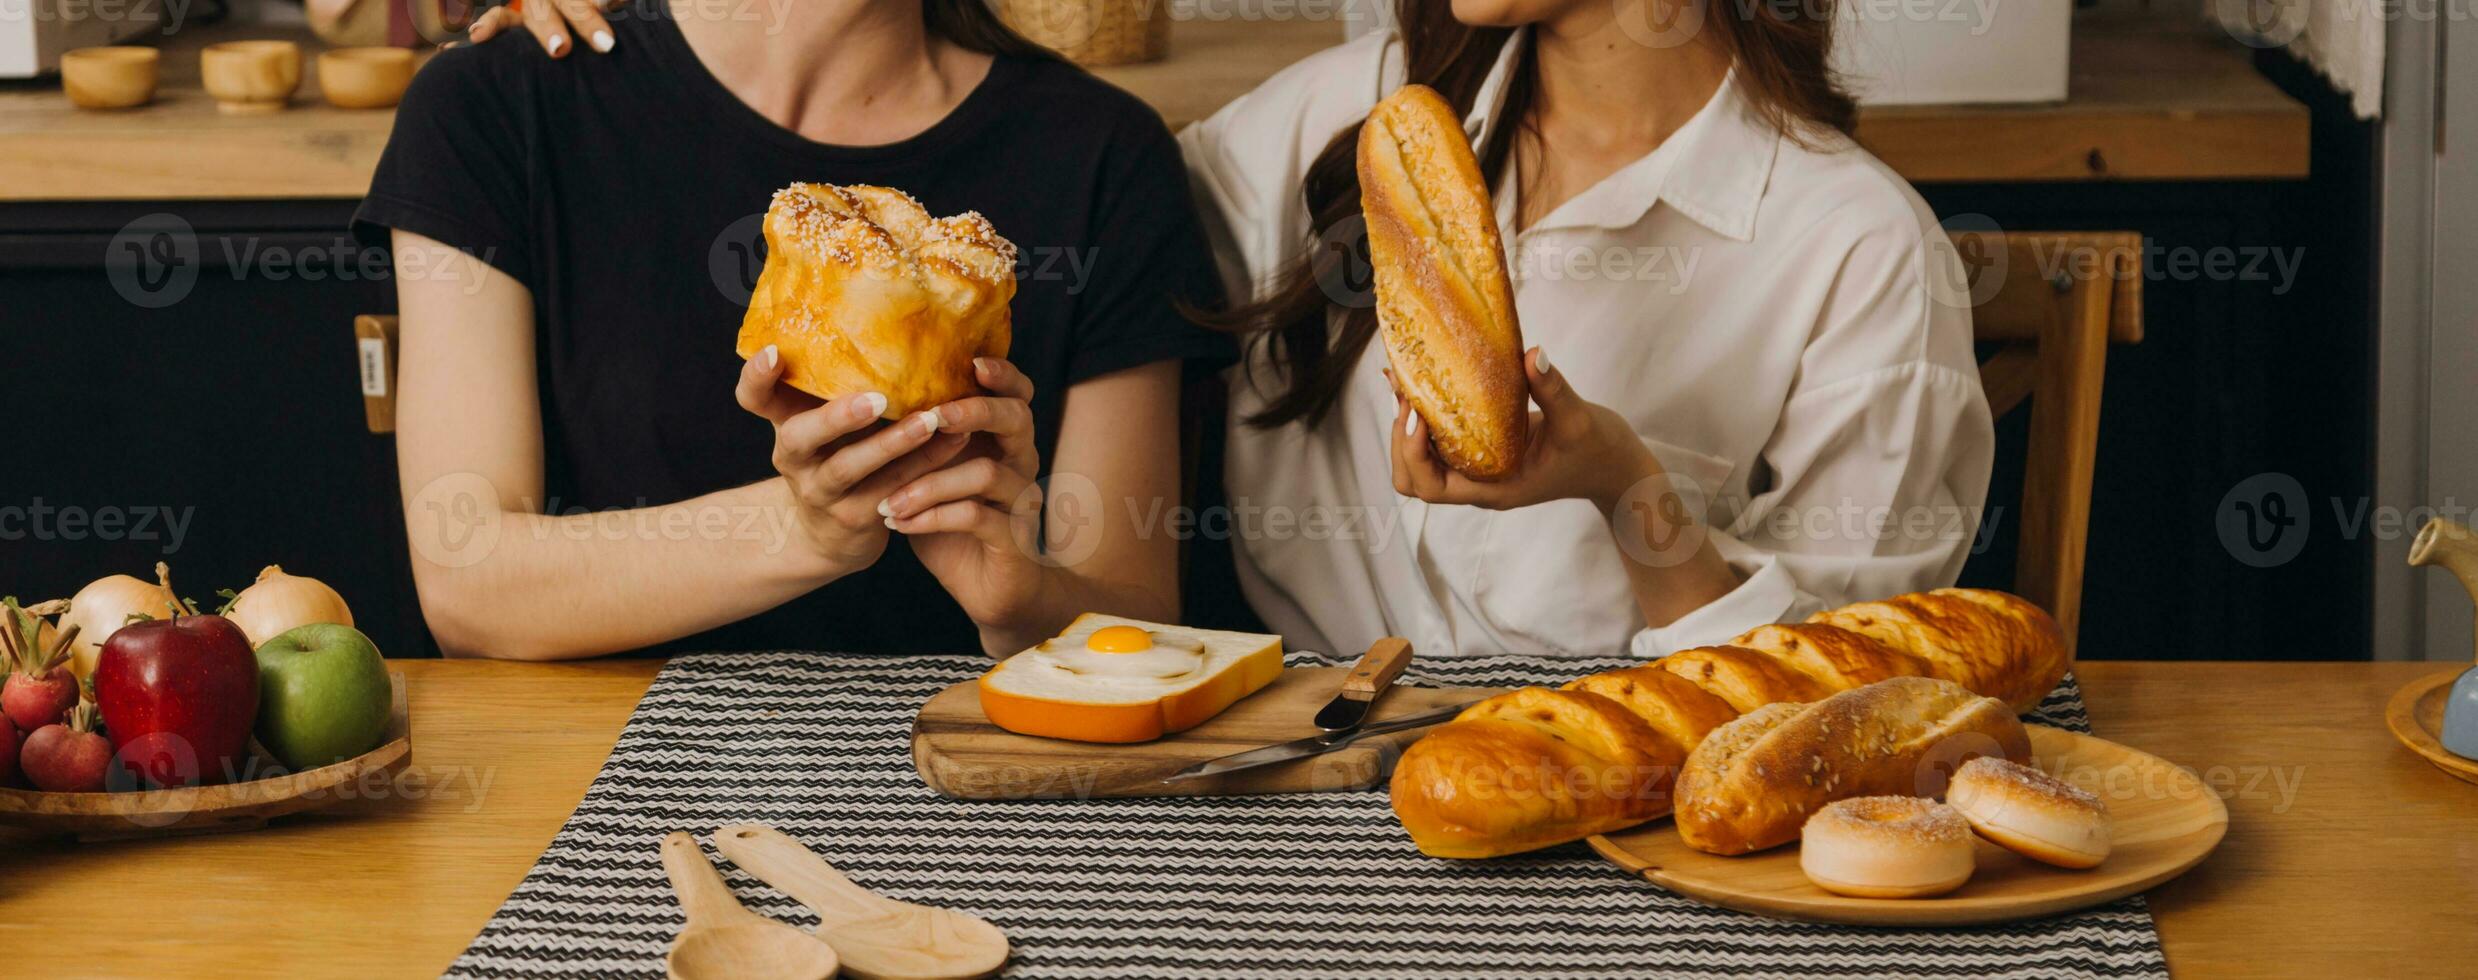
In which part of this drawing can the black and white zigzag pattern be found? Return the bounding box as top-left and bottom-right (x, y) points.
(451, 652), (2167, 979)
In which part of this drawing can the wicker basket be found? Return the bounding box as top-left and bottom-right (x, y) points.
(995, 0), (1170, 67)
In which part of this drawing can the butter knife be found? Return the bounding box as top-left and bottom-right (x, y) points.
(1314, 637), (1415, 732)
(1158, 697), (1480, 784)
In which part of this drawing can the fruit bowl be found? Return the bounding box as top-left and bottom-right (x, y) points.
(0, 672), (409, 841)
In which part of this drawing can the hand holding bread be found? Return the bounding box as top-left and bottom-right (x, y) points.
(1390, 589), (2069, 859)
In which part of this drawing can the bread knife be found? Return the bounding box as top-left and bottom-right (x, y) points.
(1157, 697), (1481, 784)
(1314, 637), (1415, 732)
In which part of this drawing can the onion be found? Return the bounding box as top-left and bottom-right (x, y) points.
(225, 565), (353, 647)
(59, 562), (183, 680)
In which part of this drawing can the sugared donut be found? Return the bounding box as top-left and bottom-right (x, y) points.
(1798, 796), (1976, 898)
(1946, 757), (2112, 869)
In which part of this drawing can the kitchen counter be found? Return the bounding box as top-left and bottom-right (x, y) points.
(0, 659), (2465, 977)
(0, 14), (2307, 202)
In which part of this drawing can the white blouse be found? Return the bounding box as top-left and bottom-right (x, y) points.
(1178, 30), (1994, 660)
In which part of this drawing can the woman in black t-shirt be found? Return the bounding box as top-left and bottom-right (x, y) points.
(356, 1), (1230, 659)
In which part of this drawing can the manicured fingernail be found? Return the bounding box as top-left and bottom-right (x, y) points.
(875, 498), (893, 518)
(590, 30), (615, 52)
(1404, 411), (1417, 436)
(973, 357), (994, 373)
(1534, 348), (1552, 375)
(547, 33), (567, 56)
(759, 344), (779, 372)
(883, 516), (898, 530)
(860, 392), (888, 418)
(915, 409), (943, 436)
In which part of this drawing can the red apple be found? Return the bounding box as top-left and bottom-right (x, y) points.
(94, 614), (259, 788)
(22, 702), (110, 793)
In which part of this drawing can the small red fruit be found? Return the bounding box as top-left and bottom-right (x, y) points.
(1, 598), (80, 732)
(22, 702), (110, 793)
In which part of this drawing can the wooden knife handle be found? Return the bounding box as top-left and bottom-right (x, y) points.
(1341, 637), (1413, 701)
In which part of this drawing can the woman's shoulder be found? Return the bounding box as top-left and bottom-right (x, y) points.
(1760, 132), (1946, 257)
(387, 32), (578, 142)
(1191, 29), (1398, 139)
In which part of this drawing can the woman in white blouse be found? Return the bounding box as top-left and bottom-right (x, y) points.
(478, 0), (1994, 661)
(1184, 1), (1993, 660)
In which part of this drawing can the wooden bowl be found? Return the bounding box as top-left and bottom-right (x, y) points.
(2386, 669), (2478, 786)
(0, 672), (411, 841)
(317, 46), (415, 110)
(200, 40), (303, 114)
(1590, 725), (2229, 926)
(60, 46), (160, 109)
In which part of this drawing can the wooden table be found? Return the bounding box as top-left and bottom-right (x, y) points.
(2, 660), (2462, 977)
(0, 13), (2307, 202)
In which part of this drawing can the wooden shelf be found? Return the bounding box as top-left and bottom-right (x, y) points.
(0, 14), (2306, 203)
(1855, 16), (2312, 182)
(0, 25), (409, 202)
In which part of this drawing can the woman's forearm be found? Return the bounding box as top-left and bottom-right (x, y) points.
(407, 477), (841, 660)
(1594, 448), (1743, 630)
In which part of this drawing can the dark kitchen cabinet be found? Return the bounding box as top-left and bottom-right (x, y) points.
(1946, 51), (2380, 661)
(2, 200), (438, 658)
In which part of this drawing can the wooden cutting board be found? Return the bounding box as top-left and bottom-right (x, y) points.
(910, 668), (1501, 800)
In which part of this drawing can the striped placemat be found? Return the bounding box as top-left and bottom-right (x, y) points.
(450, 652), (2168, 979)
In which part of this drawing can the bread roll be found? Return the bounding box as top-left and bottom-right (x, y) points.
(1389, 688), (1678, 858)
(1560, 666), (1737, 755)
(736, 183), (1016, 418)
(1806, 589), (2067, 711)
(1654, 645), (1832, 713)
(1388, 588), (2069, 859)
(1358, 84), (1527, 479)
(1672, 676), (2031, 855)
(1730, 623), (1935, 691)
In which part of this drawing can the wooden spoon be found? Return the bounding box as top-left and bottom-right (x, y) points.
(660, 831), (841, 980)
(713, 823), (1009, 980)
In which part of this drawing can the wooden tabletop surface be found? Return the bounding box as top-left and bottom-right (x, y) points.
(0, 658), (2465, 977)
(0, 13), (2305, 202)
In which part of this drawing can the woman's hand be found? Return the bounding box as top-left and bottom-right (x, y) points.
(1393, 347), (1744, 623)
(1389, 348), (1662, 514)
(737, 345), (970, 578)
(881, 358), (1054, 637)
(464, 0), (624, 57)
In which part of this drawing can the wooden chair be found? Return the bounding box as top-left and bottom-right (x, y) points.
(1954, 231), (2144, 655)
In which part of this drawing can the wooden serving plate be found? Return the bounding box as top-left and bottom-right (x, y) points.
(2385, 669), (2478, 786)
(0, 671), (411, 841)
(912, 667), (1500, 799)
(1589, 725), (2227, 926)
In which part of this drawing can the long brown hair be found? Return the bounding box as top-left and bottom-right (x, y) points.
(1205, 0), (1854, 431)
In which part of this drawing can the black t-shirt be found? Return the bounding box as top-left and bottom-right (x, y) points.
(354, 9), (1231, 655)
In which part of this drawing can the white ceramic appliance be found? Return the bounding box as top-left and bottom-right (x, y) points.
(0, 0), (164, 78)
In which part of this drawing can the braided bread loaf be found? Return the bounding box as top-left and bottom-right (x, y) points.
(1389, 589), (2067, 858)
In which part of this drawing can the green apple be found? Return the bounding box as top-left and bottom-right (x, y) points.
(254, 623), (392, 770)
